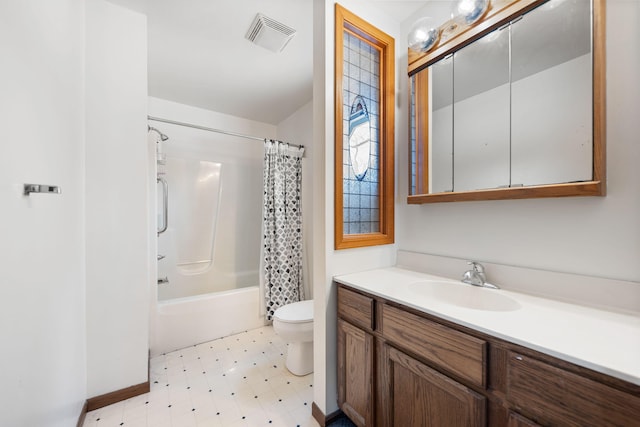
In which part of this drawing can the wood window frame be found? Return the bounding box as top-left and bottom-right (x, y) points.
(335, 4), (395, 250)
(407, 0), (606, 204)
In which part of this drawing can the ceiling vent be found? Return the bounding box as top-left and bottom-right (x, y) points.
(245, 13), (296, 53)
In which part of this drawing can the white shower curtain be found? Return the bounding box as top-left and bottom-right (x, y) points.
(260, 139), (305, 321)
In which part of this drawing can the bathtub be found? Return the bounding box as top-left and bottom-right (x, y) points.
(151, 286), (266, 356)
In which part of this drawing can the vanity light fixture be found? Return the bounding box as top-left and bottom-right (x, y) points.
(245, 13), (296, 53)
(407, 0), (490, 53)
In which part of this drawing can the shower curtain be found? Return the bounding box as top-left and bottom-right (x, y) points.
(261, 139), (304, 321)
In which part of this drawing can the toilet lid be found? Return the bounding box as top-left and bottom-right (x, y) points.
(273, 300), (313, 324)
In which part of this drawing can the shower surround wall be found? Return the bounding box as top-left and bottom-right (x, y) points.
(151, 97), (272, 301)
(157, 156), (224, 299)
(149, 97), (276, 355)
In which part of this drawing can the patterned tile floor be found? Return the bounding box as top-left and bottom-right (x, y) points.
(83, 326), (319, 427)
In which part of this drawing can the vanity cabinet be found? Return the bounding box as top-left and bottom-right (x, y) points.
(336, 283), (640, 427)
(337, 287), (376, 426)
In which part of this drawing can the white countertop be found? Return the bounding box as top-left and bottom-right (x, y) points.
(334, 267), (640, 386)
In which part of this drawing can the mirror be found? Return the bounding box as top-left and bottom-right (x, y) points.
(511, 0), (593, 186)
(408, 0), (605, 203)
(430, 55), (454, 193)
(453, 24), (510, 192)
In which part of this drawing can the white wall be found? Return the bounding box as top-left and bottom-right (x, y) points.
(313, 0), (399, 415)
(397, 0), (640, 282)
(85, 0), (150, 397)
(277, 100), (314, 299)
(149, 97), (277, 142)
(0, 1), (87, 425)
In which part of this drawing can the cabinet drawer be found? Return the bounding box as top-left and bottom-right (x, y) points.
(507, 352), (640, 426)
(338, 286), (375, 331)
(381, 303), (486, 388)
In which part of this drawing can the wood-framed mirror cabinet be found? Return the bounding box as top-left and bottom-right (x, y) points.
(408, 0), (605, 204)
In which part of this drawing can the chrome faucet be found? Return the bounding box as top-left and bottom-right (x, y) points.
(462, 261), (499, 289)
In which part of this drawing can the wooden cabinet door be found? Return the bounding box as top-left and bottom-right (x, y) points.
(337, 319), (374, 426)
(380, 344), (486, 427)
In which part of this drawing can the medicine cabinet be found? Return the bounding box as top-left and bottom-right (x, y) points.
(408, 0), (605, 203)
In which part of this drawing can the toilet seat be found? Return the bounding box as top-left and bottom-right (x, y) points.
(273, 300), (313, 324)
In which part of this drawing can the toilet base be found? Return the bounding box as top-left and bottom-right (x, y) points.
(285, 340), (313, 376)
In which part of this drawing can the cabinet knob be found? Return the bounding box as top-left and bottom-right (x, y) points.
(515, 355), (524, 361)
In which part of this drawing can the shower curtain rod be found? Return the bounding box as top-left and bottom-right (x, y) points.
(148, 115), (304, 150)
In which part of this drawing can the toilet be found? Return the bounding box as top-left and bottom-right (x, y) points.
(272, 299), (314, 376)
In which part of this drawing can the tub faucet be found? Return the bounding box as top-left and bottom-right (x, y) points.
(462, 261), (499, 289)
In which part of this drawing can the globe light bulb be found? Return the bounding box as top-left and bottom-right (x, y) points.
(451, 0), (490, 25)
(408, 17), (440, 53)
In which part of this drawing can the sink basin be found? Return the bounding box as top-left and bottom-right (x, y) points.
(409, 281), (521, 312)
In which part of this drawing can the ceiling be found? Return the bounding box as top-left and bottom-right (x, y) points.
(108, 0), (430, 125)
